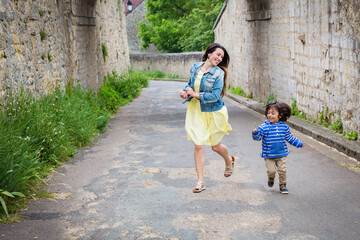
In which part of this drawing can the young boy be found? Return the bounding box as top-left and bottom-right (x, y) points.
(252, 102), (304, 194)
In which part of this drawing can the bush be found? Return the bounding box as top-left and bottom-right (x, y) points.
(0, 70), (150, 218)
(99, 71), (150, 113)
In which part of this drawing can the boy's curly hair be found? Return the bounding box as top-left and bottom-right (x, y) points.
(265, 102), (292, 122)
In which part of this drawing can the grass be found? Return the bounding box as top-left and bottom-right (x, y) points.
(229, 87), (252, 99)
(0, 70), (151, 220)
(40, 29), (47, 41)
(134, 70), (184, 79)
(291, 100), (358, 141)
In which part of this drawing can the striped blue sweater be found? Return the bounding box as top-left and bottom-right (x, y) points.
(252, 120), (303, 158)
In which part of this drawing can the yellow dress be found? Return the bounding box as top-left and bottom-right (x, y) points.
(185, 71), (232, 146)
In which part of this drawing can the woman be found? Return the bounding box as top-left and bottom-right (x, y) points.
(179, 43), (235, 193)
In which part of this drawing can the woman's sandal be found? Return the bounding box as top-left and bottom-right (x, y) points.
(193, 182), (206, 193)
(224, 156), (235, 177)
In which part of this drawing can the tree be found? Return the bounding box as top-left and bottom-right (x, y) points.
(137, 0), (225, 53)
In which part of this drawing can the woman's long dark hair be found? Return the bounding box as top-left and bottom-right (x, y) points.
(201, 43), (230, 97)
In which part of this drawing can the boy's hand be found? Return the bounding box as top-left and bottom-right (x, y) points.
(302, 143), (305, 148)
(253, 128), (258, 133)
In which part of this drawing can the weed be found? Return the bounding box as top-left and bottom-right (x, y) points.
(329, 117), (343, 133)
(47, 51), (52, 62)
(265, 93), (277, 105)
(317, 107), (331, 128)
(343, 131), (358, 141)
(34, 190), (54, 199)
(40, 29), (47, 41)
(101, 43), (108, 62)
(39, 10), (45, 17)
(230, 87), (252, 99)
(291, 100), (306, 119)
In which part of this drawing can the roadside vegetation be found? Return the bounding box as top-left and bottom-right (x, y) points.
(228, 87), (358, 141)
(291, 100), (358, 141)
(136, 70), (182, 79)
(228, 86), (252, 99)
(0, 69), (159, 221)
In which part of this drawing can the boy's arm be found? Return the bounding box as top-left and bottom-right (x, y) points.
(284, 126), (304, 147)
(252, 126), (262, 141)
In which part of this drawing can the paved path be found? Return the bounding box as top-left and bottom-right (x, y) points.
(1, 81), (360, 240)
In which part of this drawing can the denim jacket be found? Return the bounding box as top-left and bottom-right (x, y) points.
(183, 62), (225, 112)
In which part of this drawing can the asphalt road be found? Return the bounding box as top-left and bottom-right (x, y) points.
(1, 80), (359, 240)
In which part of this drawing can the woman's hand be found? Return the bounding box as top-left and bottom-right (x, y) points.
(186, 87), (200, 99)
(179, 91), (188, 99)
(186, 87), (194, 96)
(253, 128), (258, 133)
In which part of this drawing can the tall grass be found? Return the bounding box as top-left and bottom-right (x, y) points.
(0, 70), (150, 219)
(132, 69), (183, 79)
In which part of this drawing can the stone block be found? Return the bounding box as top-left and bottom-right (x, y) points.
(0, 11), (5, 21)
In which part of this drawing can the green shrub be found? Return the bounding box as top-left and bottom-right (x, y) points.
(0, 70), (151, 218)
(98, 85), (120, 113)
(99, 71), (150, 112)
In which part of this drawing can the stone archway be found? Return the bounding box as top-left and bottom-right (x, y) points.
(70, 0), (98, 88)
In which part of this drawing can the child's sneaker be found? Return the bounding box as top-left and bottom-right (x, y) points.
(268, 178), (274, 187)
(280, 184), (289, 194)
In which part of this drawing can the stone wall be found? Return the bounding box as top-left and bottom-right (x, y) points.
(214, 0), (360, 133)
(0, 0), (130, 100)
(126, 0), (158, 53)
(130, 52), (203, 78)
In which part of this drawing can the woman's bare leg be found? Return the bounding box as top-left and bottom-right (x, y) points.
(194, 144), (205, 183)
(211, 142), (232, 167)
